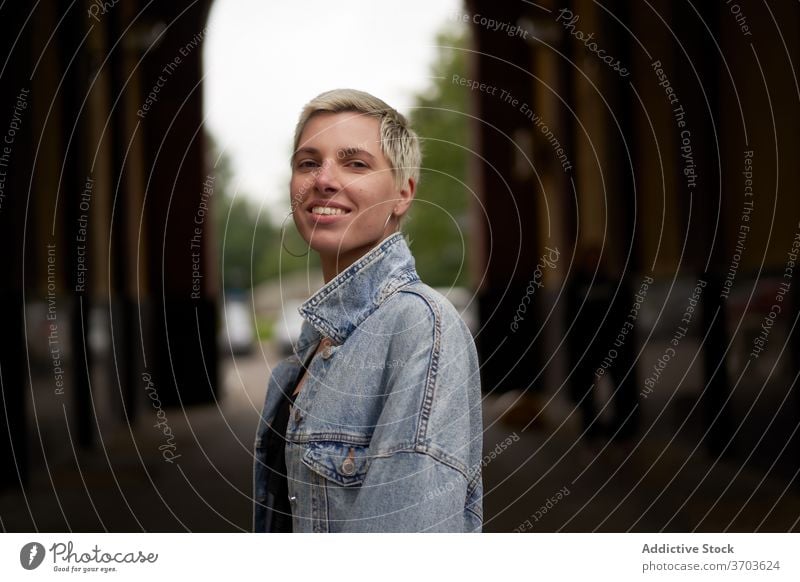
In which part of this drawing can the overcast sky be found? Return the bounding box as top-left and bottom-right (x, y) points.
(202, 0), (463, 217)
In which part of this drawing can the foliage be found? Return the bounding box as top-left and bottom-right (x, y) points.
(209, 137), (313, 290)
(207, 22), (472, 289)
(406, 24), (472, 287)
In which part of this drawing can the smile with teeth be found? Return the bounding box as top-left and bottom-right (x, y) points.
(311, 206), (350, 216)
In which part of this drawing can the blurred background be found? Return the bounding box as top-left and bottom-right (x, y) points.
(1, 0), (799, 532)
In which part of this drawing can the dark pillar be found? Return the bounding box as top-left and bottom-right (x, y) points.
(59, 0), (94, 448)
(604, 1), (641, 439)
(674, 2), (733, 457)
(108, 2), (141, 425)
(0, 3), (33, 489)
(468, 0), (545, 395)
(140, 2), (218, 407)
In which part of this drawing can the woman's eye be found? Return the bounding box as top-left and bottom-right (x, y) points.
(348, 160), (368, 168)
(297, 160), (318, 169)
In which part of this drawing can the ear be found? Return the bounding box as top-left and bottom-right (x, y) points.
(394, 177), (416, 217)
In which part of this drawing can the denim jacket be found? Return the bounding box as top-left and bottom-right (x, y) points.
(253, 232), (483, 532)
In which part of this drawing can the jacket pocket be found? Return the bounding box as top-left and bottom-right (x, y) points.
(301, 441), (370, 487)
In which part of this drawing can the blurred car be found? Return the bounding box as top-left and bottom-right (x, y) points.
(275, 299), (306, 357)
(219, 297), (255, 356)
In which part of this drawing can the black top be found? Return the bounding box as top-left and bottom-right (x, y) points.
(263, 347), (315, 532)
(262, 386), (297, 532)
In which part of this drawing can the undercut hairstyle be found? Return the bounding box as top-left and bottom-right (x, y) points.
(292, 88), (421, 191)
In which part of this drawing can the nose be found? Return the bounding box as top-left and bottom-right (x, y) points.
(314, 158), (340, 193)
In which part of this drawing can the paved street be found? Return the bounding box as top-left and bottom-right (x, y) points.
(2, 341), (799, 532)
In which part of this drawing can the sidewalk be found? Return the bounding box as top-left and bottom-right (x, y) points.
(2, 342), (798, 532)
(482, 389), (800, 532)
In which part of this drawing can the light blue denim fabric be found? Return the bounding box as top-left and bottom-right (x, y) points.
(253, 232), (483, 532)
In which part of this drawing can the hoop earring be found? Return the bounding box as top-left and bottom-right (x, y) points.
(280, 210), (310, 257)
(383, 208), (399, 234)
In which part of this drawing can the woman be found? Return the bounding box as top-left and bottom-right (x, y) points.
(253, 89), (483, 532)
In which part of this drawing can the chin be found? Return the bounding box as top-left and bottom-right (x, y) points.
(309, 232), (383, 259)
(307, 233), (349, 256)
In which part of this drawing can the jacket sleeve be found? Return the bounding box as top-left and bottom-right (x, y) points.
(340, 291), (483, 532)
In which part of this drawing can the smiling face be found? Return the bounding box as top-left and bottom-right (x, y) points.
(291, 111), (415, 280)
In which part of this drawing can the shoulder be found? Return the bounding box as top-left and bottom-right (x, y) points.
(376, 282), (475, 356)
(388, 282), (468, 327)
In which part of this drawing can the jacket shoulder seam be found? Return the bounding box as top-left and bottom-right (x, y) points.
(396, 288), (442, 444)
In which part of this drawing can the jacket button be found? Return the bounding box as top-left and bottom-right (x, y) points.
(340, 447), (356, 475)
(320, 338), (333, 359)
(341, 458), (355, 475)
(293, 408), (303, 423)
(289, 495), (297, 505)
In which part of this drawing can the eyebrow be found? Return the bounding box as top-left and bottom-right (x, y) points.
(339, 146), (376, 160)
(293, 146), (376, 162)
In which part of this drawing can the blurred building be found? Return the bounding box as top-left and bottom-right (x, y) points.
(0, 0), (218, 490)
(466, 0), (800, 474)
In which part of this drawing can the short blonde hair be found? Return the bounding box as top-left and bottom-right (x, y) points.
(292, 88), (421, 190)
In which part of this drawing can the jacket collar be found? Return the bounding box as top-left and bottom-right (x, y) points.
(297, 232), (420, 346)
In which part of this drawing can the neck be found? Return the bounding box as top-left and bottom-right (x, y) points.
(318, 231), (400, 283)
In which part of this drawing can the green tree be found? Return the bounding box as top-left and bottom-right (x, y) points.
(406, 24), (472, 288)
(208, 136), (310, 289)
(208, 22), (473, 290)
